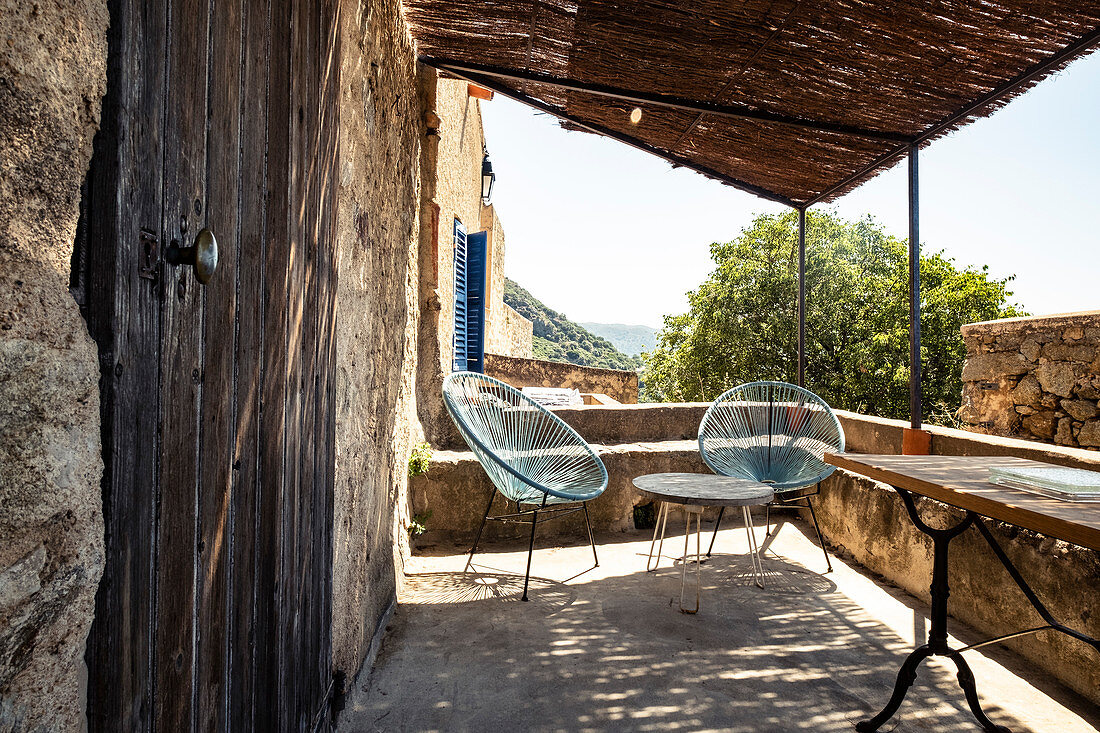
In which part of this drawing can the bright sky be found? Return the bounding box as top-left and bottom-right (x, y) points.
(480, 51), (1100, 330)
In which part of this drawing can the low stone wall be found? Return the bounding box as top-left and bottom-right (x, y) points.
(959, 311), (1100, 449)
(411, 403), (1100, 705)
(484, 353), (639, 403)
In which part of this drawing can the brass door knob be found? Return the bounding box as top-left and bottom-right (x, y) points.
(167, 228), (218, 285)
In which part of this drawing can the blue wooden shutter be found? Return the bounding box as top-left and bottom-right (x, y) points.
(465, 231), (488, 373)
(452, 219), (468, 372)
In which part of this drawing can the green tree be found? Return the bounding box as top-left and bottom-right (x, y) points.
(641, 211), (1024, 421)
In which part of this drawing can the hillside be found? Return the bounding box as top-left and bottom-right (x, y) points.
(503, 279), (641, 371)
(578, 322), (657, 356)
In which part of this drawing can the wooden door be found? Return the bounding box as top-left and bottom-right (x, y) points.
(74, 0), (339, 729)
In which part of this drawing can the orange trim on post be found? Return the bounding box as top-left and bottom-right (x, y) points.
(902, 427), (932, 455)
(467, 84), (494, 101)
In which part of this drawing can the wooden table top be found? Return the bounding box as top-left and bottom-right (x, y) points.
(632, 473), (775, 507)
(824, 453), (1100, 552)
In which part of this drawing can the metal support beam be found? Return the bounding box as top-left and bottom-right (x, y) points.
(423, 60), (799, 207)
(422, 56), (913, 143)
(797, 207), (806, 387)
(908, 146), (921, 430)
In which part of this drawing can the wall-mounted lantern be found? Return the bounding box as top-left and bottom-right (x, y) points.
(481, 152), (496, 204)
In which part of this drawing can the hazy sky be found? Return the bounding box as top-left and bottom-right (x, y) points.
(480, 51), (1100, 329)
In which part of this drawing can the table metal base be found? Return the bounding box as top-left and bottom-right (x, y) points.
(858, 487), (1100, 732)
(647, 502), (763, 613)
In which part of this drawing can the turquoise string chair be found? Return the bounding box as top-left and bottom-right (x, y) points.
(698, 381), (844, 572)
(442, 372), (608, 601)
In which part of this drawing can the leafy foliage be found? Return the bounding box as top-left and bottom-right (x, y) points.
(408, 442), (432, 477)
(641, 211), (1024, 421)
(505, 279), (642, 370)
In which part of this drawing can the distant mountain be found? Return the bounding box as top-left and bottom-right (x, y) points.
(503, 279), (641, 371)
(579, 322), (657, 356)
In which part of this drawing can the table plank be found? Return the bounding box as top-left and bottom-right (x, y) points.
(825, 453), (1100, 552)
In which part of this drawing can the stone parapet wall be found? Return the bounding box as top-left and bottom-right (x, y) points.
(959, 311), (1100, 449)
(484, 354), (639, 405)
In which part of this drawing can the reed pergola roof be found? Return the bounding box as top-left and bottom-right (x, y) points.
(406, 0), (1100, 207)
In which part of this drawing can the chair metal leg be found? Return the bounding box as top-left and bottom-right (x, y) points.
(522, 508), (539, 602)
(647, 502), (670, 571)
(465, 489), (497, 572)
(706, 506), (725, 557)
(742, 506), (765, 588)
(764, 503), (771, 537)
(583, 502), (599, 567)
(805, 494), (833, 573)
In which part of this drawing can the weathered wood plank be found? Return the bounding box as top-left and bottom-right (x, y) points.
(154, 0), (210, 726)
(254, 0), (293, 727)
(281, 0), (310, 722)
(228, 0), (270, 727)
(84, 0), (167, 728)
(196, 0), (244, 726)
(313, 2), (341, 724)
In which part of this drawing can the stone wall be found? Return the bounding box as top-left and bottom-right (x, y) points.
(331, 0), (423, 683)
(416, 74), (489, 443)
(0, 1), (109, 730)
(484, 354), (639, 404)
(959, 311), (1100, 449)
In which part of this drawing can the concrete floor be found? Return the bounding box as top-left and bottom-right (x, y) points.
(342, 513), (1099, 732)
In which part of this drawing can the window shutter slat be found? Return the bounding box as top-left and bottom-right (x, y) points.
(465, 231), (488, 373)
(452, 219), (468, 372)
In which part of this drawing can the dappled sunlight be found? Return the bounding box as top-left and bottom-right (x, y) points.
(344, 522), (1097, 732)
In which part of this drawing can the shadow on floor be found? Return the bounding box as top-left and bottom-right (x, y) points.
(340, 520), (1100, 733)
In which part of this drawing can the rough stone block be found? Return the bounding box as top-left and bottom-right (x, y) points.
(960, 352), (1030, 381)
(1036, 362), (1077, 398)
(1020, 338), (1041, 362)
(1054, 417), (1076, 446)
(1010, 375), (1041, 406)
(1060, 399), (1098, 422)
(1022, 411), (1056, 439)
(1078, 420), (1100, 447)
(1042, 342), (1096, 362)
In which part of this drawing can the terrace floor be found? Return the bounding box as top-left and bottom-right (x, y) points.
(342, 514), (1098, 732)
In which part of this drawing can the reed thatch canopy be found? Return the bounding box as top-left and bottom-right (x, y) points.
(406, 0), (1100, 207)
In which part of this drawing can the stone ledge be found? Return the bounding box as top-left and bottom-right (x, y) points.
(410, 440), (708, 544)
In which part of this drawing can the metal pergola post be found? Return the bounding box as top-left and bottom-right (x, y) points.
(797, 207), (806, 388)
(908, 145), (922, 429)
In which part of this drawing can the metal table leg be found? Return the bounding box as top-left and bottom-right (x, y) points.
(646, 502), (703, 613)
(857, 488), (1008, 732)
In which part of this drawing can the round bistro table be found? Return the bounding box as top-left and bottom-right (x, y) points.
(633, 473), (775, 613)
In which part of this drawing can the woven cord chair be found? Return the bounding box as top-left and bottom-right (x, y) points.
(442, 372), (608, 601)
(698, 381), (845, 572)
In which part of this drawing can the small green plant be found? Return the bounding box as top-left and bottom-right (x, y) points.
(408, 510), (432, 538)
(408, 442), (432, 477)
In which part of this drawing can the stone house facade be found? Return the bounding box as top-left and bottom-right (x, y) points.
(959, 311), (1100, 449)
(416, 75), (532, 442)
